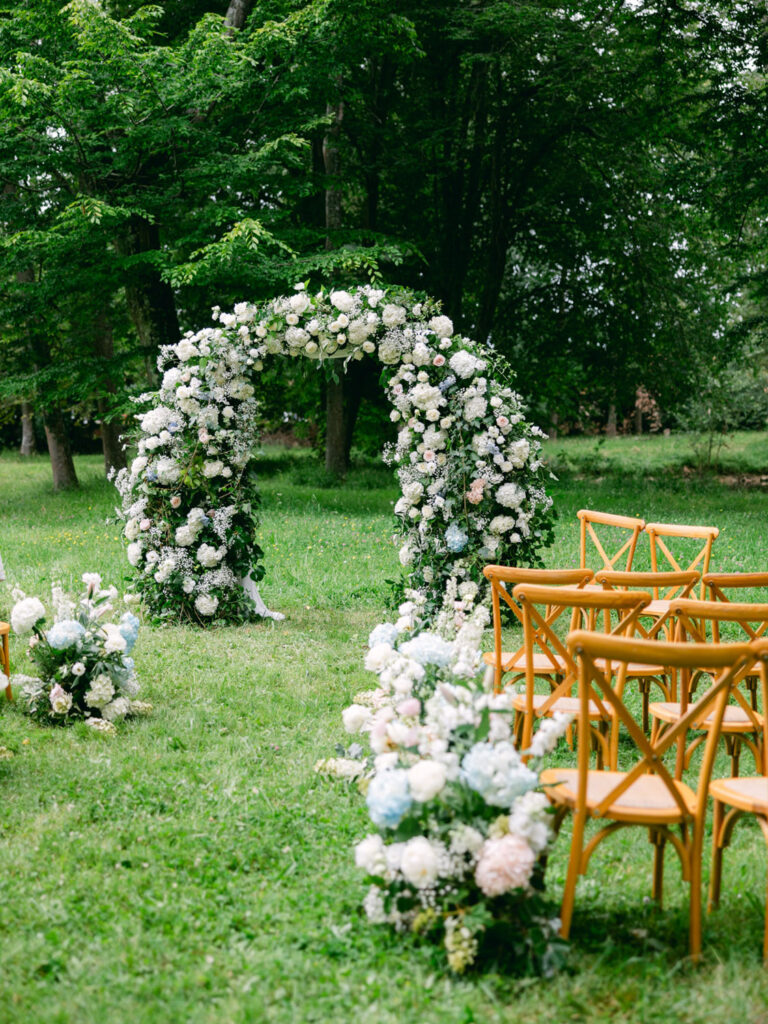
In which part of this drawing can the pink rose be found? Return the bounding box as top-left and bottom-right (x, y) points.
(496, 416), (510, 429)
(432, 354), (446, 366)
(139, 518), (151, 531)
(397, 697), (421, 717)
(475, 835), (535, 897)
(423, 450), (436, 462)
(170, 496), (181, 509)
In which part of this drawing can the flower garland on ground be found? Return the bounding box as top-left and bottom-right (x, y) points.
(114, 284), (554, 625)
(9, 575), (151, 733)
(317, 592), (569, 975)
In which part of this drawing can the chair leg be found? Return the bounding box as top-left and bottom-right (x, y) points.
(708, 799), (724, 913)
(1, 632), (10, 701)
(650, 829), (666, 907)
(724, 735), (741, 778)
(560, 811), (586, 940)
(639, 678), (652, 733)
(688, 826), (704, 962)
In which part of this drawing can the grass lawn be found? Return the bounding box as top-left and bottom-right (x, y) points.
(2, 438), (768, 1022)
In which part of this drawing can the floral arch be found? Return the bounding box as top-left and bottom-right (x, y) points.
(114, 285), (555, 625)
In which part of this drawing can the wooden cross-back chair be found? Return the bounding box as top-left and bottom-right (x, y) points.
(649, 598), (768, 777)
(594, 569), (701, 731)
(482, 565), (594, 693)
(0, 620), (10, 699)
(704, 575), (768, 709)
(646, 521), (719, 603)
(541, 630), (754, 959)
(511, 584), (652, 765)
(708, 640), (768, 962)
(577, 509), (646, 574)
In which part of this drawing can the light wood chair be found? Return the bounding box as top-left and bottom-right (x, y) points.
(704, 572), (768, 709)
(708, 639), (768, 961)
(594, 569), (701, 730)
(0, 621), (10, 699)
(542, 630), (754, 958)
(645, 521), (719, 606)
(577, 509), (646, 575)
(651, 598), (768, 774)
(649, 598), (768, 777)
(483, 565), (594, 694)
(512, 584), (652, 765)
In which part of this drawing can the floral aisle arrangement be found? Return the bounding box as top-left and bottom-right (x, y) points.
(115, 284), (554, 624)
(317, 592), (570, 975)
(9, 575), (151, 733)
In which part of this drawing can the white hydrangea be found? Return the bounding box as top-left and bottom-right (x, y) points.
(102, 696), (131, 722)
(400, 836), (440, 889)
(85, 674), (115, 708)
(194, 594), (219, 616)
(197, 544), (223, 568)
(10, 597), (46, 635)
(429, 315), (454, 338)
(496, 482), (526, 509)
(407, 760), (447, 802)
(381, 304), (406, 328)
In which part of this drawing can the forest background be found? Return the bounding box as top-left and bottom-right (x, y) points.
(2, 0), (768, 488)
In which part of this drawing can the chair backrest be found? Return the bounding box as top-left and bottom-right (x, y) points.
(645, 522), (719, 599)
(577, 509), (646, 573)
(566, 630), (757, 822)
(671, 597), (768, 645)
(483, 565), (594, 692)
(594, 569), (700, 637)
(703, 572), (768, 606)
(511, 585), (651, 747)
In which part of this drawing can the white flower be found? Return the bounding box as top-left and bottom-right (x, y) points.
(289, 292), (311, 314)
(355, 834), (387, 876)
(155, 457), (181, 485)
(407, 760), (447, 802)
(365, 643), (396, 674)
(330, 290), (355, 313)
(175, 525), (195, 547)
(71, 662), (86, 677)
(381, 304), (406, 328)
(102, 696), (131, 722)
(449, 350), (478, 378)
(195, 594), (219, 616)
(496, 482), (526, 510)
(342, 704), (372, 734)
(10, 597), (46, 635)
(464, 396), (487, 421)
(102, 623), (127, 654)
(202, 460), (224, 478)
(428, 315), (454, 338)
(182, 578), (195, 594)
(197, 544), (223, 568)
(85, 716), (117, 735)
(81, 573), (102, 595)
(85, 673), (115, 708)
(174, 339), (200, 362)
(400, 837), (439, 889)
(49, 684), (73, 715)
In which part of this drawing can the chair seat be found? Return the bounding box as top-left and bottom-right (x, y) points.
(483, 651), (567, 673)
(593, 657), (667, 677)
(540, 767), (697, 824)
(512, 692), (603, 717)
(649, 701), (763, 733)
(709, 776), (768, 814)
(642, 599), (671, 617)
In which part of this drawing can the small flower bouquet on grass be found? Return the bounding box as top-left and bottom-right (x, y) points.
(319, 593), (570, 976)
(10, 574), (152, 733)
(353, 679), (569, 975)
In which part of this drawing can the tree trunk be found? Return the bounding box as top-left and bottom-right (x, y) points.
(92, 313), (127, 474)
(20, 402), (36, 456)
(606, 403), (618, 438)
(635, 406), (643, 435)
(225, 0), (252, 32)
(43, 408), (78, 491)
(325, 377), (347, 477)
(549, 410), (559, 440)
(118, 216), (180, 357)
(323, 86), (349, 476)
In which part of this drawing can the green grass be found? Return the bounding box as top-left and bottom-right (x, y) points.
(2, 446), (768, 1022)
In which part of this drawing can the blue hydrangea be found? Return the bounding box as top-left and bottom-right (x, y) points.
(461, 741), (537, 807)
(368, 622), (399, 649)
(46, 620), (86, 650)
(445, 523), (469, 553)
(400, 632), (453, 668)
(366, 769), (413, 829)
(119, 612), (140, 654)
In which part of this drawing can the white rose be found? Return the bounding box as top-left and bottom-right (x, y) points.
(342, 704), (372, 734)
(10, 597), (46, 635)
(400, 837), (439, 889)
(407, 760), (447, 802)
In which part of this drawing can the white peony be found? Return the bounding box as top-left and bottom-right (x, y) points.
(194, 593), (219, 616)
(10, 597), (46, 635)
(400, 837), (440, 889)
(342, 704), (372, 734)
(429, 315), (454, 338)
(407, 760), (447, 802)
